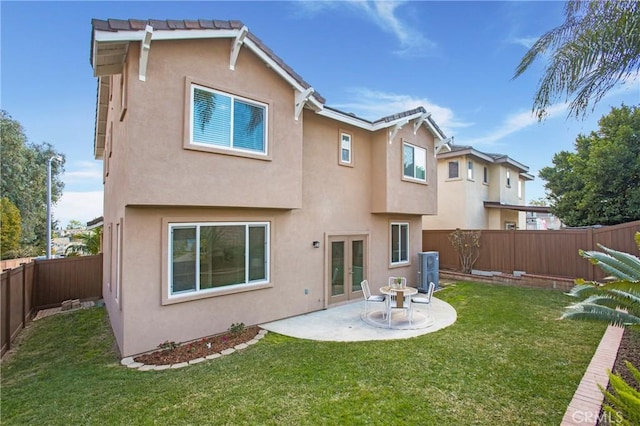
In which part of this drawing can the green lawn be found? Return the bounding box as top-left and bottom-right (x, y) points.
(1, 282), (606, 425)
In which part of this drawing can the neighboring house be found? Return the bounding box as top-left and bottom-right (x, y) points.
(90, 19), (448, 357)
(422, 144), (540, 230)
(526, 211), (562, 230)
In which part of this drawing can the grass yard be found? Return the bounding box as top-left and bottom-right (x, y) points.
(1, 282), (606, 425)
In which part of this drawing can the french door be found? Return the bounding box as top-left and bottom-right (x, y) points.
(328, 235), (367, 305)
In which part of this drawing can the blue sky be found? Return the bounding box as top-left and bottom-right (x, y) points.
(2, 1), (639, 227)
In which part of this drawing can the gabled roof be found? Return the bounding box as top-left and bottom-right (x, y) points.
(90, 18), (447, 158)
(439, 144), (533, 179)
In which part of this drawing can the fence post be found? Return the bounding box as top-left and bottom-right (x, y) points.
(21, 263), (27, 327)
(4, 269), (11, 352)
(585, 228), (596, 281)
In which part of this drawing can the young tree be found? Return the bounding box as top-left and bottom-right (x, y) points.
(0, 111), (65, 255)
(539, 105), (640, 226)
(514, 1), (640, 120)
(1, 197), (22, 259)
(65, 227), (102, 256)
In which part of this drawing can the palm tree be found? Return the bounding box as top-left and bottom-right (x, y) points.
(65, 228), (102, 257)
(562, 232), (640, 423)
(513, 1), (640, 120)
(562, 233), (640, 328)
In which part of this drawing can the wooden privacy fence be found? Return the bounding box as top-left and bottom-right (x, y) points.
(1, 254), (103, 357)
(423, 220), (640, 281)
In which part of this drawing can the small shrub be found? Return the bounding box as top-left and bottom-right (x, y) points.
(228, 322), (245, 336)
(449, 229), (481, 274)
(158, 341), (178, 351)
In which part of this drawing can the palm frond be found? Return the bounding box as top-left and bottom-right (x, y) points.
(561, 303), (640, 327)
(597, 244), (640, 277)
(580, 249), (639, 281)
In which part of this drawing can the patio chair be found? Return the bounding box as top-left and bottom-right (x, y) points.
(412, 282), (436, 308)
(386, 289), (412, 328)
(360, 280), (386, 319)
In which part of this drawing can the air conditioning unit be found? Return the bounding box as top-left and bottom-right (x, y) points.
(417, 251), (439, 293)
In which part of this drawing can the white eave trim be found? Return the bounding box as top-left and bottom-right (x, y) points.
(315, 108), (444, 139)
(139, 25), (153, 81)
(93, 28), (238, 43)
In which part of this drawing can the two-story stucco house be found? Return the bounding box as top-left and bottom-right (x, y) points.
(422, 144), (536, 231)
(90, 19), (448, 357)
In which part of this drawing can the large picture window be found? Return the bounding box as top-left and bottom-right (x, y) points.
(403, 142), (427, 182)
(191, 85), (267, 154)
(391, 222), (409, 265)
(169, 222), (269, 296)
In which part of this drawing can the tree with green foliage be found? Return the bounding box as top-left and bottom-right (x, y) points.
(65, 219), (85, 230)
(1, 197), (22, 259)
(514, 1), (640, 120)
(539, 105), (640, 227)
(0, 110), (65, 256)
(65, 227), (102, 257)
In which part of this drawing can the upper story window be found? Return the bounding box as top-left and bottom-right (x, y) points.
(403, 142), (427, 182)
(518, 179), (523, 199)
(448, 161), (459, 179)
(483, 166), (489, 184)
(339, 132), (352, 166)
(506, 170), (511, 187)
(191, 84), (267, 155)
(169, 222), (269, 298)
(390, 222), (409, 265)
(467, 160), (474, 180)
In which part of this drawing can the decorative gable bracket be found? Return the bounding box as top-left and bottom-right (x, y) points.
(413, 112), (432, 134)
(229, 26), (249, 71)
(389, 119), (409, 144)
(435, 137), (454, 156)
(139, 25), (153, 82)
(295, 87), (315, 121)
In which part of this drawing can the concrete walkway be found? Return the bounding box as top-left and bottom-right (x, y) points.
(260, 297), (457, 341)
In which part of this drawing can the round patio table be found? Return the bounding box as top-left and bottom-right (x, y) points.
(379, 286), (418, 308)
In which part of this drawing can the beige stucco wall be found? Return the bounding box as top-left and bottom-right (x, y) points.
(98, 37), (435, 356)
(422, 156), (529, 231)
(116, 40), (304, 209)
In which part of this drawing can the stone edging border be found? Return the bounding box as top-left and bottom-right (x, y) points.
(120, 329), (268, 371)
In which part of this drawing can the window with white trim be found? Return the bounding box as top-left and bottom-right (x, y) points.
(169, 222), (269, 296)
(506, 170), (511, 187)
(483, 166), (489, 184)
(467, 160), (474, 180)
(448, 161), (459, 179)
(190, 84), (267, 154)
(403, 142), (427, 182)
(340, 132), (352, 165)
(390, 222), (409, 265)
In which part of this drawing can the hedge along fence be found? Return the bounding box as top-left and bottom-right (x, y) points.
(1, 254), (103, 357)
(423, 220), (640, 281)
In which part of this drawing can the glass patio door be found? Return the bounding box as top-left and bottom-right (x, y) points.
(328, 235), (367, 304)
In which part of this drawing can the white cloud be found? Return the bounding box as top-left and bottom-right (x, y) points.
(463, 102), (568, 146)
(509, 36), (538, 50)
(295, 0), (436, 56)
(333, 87), (472, 136)
(53, 191), (103, 229)
(62, 160), (102, 184)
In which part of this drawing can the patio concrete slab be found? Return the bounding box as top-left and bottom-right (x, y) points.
(260, 297), (457, 342)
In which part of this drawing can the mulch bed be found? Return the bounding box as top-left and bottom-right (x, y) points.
(133, 326), (260, 365)
(596, 328), (640, 425)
